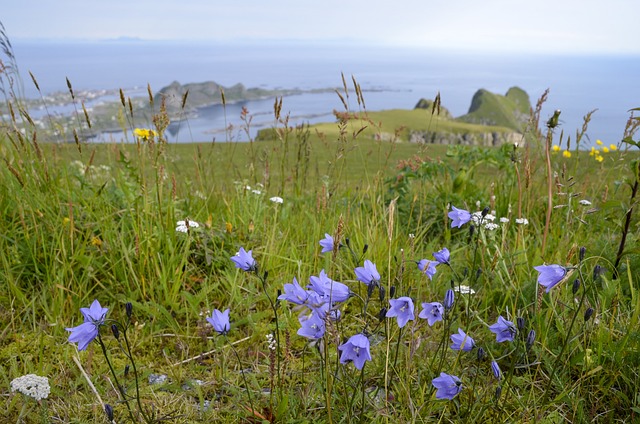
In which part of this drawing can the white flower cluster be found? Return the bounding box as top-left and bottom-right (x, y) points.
(454, 285), (476, 295)
(270, 196), (284, 204)
(176, 219), (200, 233)
(579, 199), (592, 206)
(515, 218), (529, 225)
(10, 374), (50, 401)
(266, 333), (277, 351)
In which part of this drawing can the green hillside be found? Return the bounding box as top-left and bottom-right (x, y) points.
(457, 86), (531, 131)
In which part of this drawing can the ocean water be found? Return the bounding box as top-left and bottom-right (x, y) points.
(9, 40), (640, 146)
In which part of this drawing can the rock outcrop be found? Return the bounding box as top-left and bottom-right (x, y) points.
(409, 130), (522, 147)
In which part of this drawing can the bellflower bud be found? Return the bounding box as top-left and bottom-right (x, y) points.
(477, 347), (486, 361)
(482, 207), (490, 217)
(389, 286), (396, 299)
(579, 246), (586, 262)
(516, 317), (525, 331)
(444, 289), (455, 310)
(125, 302), (133, 320)
(572, 279), (581, 295)
(379, 285), (386, 302)
(378, 307), (388, 322)
(105, 404), (114, 421)
(363, 244), (369, 254)
(584, 307), (594, 322)
(111, 324), (120, 340)
(526, 329), (536, 349)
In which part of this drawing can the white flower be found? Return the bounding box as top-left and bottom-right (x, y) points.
(10, 374), (50, 401)
(454, 285), (476, 295)
(500, 217), (509, 223)
(515, 218), (529, 225)
(579, 200), (592, 206)
(485, 223), (499, 231)
(251, 189), (262, 195)
(472, 211), (495, 225)
(484, 213), (496, 222)
(270, 196), (283, 204)
(266, 333), (277, 351)
(176, 219), (200, 233)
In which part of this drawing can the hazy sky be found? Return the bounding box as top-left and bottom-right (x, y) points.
(2, 0), (639, 54)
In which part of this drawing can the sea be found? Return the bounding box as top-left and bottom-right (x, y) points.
(7, 40), (640, 147)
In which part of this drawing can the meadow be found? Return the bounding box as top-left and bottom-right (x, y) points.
(2, 49), (640, 423)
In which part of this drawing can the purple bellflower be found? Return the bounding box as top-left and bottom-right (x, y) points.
(231, 247), (257, 272)
(66, 299), (109, 351)
(308, 270), (351, 303)
(417, 259), (437, 280)
(418, 302), (444, 326)
(534, 264), (567, 292)
(489, 316), (517, 343)
(297, 312), (326, 340)
(277, 277), (310, 305)
(355, 260), (381, 286)
(338, 333), (372, 370)
(206, 309), (231, 335)
(319, 233), (334, 253)
(432, 372), (463, 400)
(450, 328), (475, 351)
(433, 247), (450, 265)
(491, 361), (502, 380)
(444, 289), (455, 310)
(386, 297), (415, 328)
(448, 206), (472, 228)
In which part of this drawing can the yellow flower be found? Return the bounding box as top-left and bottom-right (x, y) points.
(225, 222), (233, 233)
(552, 145), (561, 152)
(602, 147), (610, 153)
(133, 128), (156, 141)
(562, 150), (571, 158)
(596, 139), (603, 145)
(610, 144), (618, 151)
(595, 154), (604, 163)
(589, 147), (597, 156)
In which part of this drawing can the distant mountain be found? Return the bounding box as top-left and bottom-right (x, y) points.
(156, 80), (303, 112)
(456, 86), (531, 132)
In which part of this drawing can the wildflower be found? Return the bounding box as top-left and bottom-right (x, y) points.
(251, 189), (262, 195)
(515, 218), (529, 225)
(133, 128), (156, 141)
(433, 247), (450, 265)
(552, 145), (561, 152)
(66, 299), (109, 351)
(485, 223), (499, 231)
(338, 333), (372, 370)
(448, 206), (471, 228)
(386, 297), (415, 328)
(450, 328), (475, 351)
(584, 307), (594, 322)
(319, 233), (334, 253)
(491, 361), (502, 380)
(454, 285), (476, 295)
(589, 146), (597, 156)
(206, 309), (231, 335)
(602, 147), (610, 153)
(526, 329), (536, 348)
(10, 374), (50, 401)
(579, 199), (592, 206)
(418, 302), (444, 326)
(355, 260), (381, 286)
(277, 277), (309, 305)
(105, 404), (114, 421)
(595, 154), (604, 163)
(432, 372), (463, 400)
(488, 316), (517, 343)
(596, 139), (603, 145)
(231, 247), (257, 272)
(562, 150), (571, 158)
(308, 270), (351, 303)
(176, 219), (200, 233)
(534, 264), (567, 292)
(444, 289), (455, 310)
(610, 144), (617, 151)
(499, 217), (509, 223)
(417, 259), (437, 280)
(269, 196), (283, 204)
(297, 312), (326, 340)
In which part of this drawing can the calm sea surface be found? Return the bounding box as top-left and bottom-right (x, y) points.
(10, 41), (640, 146)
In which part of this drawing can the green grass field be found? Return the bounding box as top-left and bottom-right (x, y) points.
(2, 80), (640, 424)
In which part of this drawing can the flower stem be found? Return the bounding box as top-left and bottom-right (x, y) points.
(226, 336), (256, 419)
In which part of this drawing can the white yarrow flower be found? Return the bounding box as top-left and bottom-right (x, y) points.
(270, 196), (283, 204)
(10, 374), (50, 401)
(251, 189), (262, 195)
(579, 200), (592, 206)
(176, 219), (200, 233)
(515, 218), (529, 225)
(500, 217), (509, 223)
(454, 285), (476, 295)
(485, 223), (499, 231)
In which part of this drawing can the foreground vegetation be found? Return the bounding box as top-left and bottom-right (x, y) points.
(2, 38), (640, 422)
